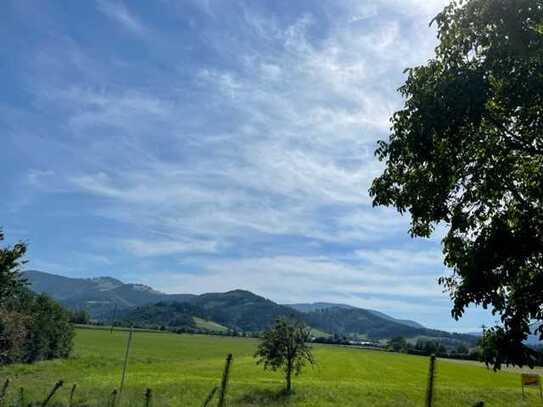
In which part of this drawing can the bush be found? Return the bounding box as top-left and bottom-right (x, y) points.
(387, 336), (408, 352)
(0, 288), (74, 364)
(0, 228), (74, 365)
(70, 309), (91, 324)
(0, 310), (30, 364)
(24, 293), (74, 362)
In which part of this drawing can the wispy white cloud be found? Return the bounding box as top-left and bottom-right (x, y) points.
(44, 0), (445, 287)
(119, 238), (218, 257)
(379, 0), (448, 17)
(69, 168), (407, 244)
(57, 7), (427, 246)
(148, 254), (447, 318)
(354, 248), (444, 274)
(96, 0), (146, 34)
(26, 169), (55, 186)
(2, 0), (492, 329)
(28, 3), (441, 237)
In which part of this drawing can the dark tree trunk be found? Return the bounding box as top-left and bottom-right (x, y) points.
(286, 359), (293, 393)
(286, 370), (292, 393)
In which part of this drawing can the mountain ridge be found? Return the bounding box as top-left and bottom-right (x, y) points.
(22, 270), (475, 344)
(286, 302), (424, 329)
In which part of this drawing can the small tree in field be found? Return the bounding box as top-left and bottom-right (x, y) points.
(255, 318), (315, 393)
(387, 336), (408, 353)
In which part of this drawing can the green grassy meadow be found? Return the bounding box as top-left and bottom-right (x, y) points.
(193, 317), (229, 332)
(0, 327), (541, 406)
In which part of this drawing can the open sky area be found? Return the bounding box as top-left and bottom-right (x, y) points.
(0, 0), (497, 332)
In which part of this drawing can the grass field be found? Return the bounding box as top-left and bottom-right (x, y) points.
(193, 317), (229, 332)
(0, 327), (541, 406)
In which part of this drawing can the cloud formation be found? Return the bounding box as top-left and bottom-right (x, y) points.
(96, 0), (147, 34)
(1, 0), (494, 330)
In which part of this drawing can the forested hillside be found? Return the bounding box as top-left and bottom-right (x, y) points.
(24, 270), (476, 345)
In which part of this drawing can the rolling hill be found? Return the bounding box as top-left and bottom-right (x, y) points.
(23, 270), (195, 317)
(302, 306), (475, 345)
(119, 291), (302, 333)
(287, 302), (424, 329)
(188, 290), (301, 332)
(23, 270), (475, 343)
(119, 301), (205, 330)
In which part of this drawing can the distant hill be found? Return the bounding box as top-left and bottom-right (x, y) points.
(121, 291), (301, 332)
(189, 290), (301, 332)
(23, 271), (301, 332)
(120, 302), (204, 330)
(464, 324), (542, 347)
(302, 306), (475, 344)
(22, 270), (475, 343)
(366, 310), (424, 329)
(90, 276), (124, 290)
(23, 270), (195, 317)
(287, 302), (356, 312)
(23, 270), (110, 301)
(287, 302), (424, 329)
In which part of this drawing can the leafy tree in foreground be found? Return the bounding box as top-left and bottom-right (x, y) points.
(0, 228), (28, 363)
(24, 293), (74, 362)
(0, 228), (74, 364)
(0, 228), (27, 305)
(255, 318), (314, 393)
(370, 0), (543, 369)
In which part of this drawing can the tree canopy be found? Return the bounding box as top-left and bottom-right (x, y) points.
(370, 0), (543, 368)
(254, 318), (315, 393)
(0, 228), (74, 364)
(0, 228), (27, 304)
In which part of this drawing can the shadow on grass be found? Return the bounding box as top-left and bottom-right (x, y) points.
(237, 387), (294, 406)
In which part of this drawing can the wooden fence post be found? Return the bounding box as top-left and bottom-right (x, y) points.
(202, 386), (218, 407)
(425, 354), (436, 407)
(109, 389), (118, 407)
(144, 388), (152, 407)
(0, 378), (10, 407)
(41, 380), (64, 407)
(118, 326), (134, 405)
(217, 354), (233, 407)
(110, 303), (118, 334)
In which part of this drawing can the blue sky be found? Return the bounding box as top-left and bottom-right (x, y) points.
(1, 0), (496, 331)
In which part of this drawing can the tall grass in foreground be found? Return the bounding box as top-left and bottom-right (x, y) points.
(4, 328), (528, 406)
(0, 354), (235, 406)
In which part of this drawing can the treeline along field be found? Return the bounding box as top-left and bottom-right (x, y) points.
(0, 327), (541, 406)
